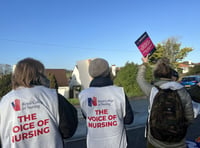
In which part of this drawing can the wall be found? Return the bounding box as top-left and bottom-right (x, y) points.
(58, 86), (69, 99)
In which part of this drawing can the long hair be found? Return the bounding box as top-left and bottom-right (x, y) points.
(153, 57), (172, 79)
(12, 58), (49, 89)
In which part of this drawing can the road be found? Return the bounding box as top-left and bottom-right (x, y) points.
(64, 98), (200, 148)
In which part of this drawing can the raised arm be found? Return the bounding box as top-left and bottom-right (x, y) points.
(136, 55), (153, 96)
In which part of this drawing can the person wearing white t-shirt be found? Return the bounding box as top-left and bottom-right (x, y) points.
(79, 58), (134, 148)
(0, 58), (78, 148)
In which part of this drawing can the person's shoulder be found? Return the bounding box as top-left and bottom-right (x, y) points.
(159, 81), (183, 89)
(111, 85), (124, 90)
(173, 81), (185, 89)
(78, 88), (90, 96)
(34, 85), (56, 93)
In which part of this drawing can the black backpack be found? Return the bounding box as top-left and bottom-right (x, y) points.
(149, 86), (188, 142)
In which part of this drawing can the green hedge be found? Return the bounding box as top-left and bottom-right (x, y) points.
(114, 63), (153, 97)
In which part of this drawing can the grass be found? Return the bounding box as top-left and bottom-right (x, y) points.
(67, 98), (80, 106)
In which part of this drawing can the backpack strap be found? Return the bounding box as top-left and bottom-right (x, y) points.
(154, 85), (161, 90)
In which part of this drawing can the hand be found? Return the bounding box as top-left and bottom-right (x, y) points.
(197, 82), (200, 87)
(142, 55), (149, 64)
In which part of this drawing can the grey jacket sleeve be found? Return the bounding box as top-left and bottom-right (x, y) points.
(178, 88), (194, 125)
(136, 64), (153, 96)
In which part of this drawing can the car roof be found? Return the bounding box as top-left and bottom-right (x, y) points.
(183, 75), (200, 78)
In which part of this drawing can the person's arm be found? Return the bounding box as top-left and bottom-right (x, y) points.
(178, 89), (194, 125)
(58, 94), (78, 138)
(124, 95), (134, 124)
(136, 56), (153, 96)
(187, 83), (200, 103)
(81, 109), (86, 119)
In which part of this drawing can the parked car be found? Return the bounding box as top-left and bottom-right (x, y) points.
(180, 75), (200, 88)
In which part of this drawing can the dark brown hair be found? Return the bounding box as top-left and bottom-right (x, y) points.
(153, 57), (172, 79)
(12, 58), (49, 89)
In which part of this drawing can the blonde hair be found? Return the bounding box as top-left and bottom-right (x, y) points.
(12, 58), (48, 89)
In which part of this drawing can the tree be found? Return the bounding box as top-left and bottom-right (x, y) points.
(187, 64), (200, 75)
(114, 62), (153, 97)
(47, 73), (58, 89)
(149, 38), (193, 69)
(0, 74), (12, 98)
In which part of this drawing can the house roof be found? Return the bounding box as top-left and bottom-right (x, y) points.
(179, 63), (189, 68)
(182, 61), (194, 65)
(45, 69), (69, 86)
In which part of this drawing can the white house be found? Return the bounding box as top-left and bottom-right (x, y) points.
(69, 58), (118, 98)
(69, 65), (81, 88)
(45, 69), (70, 99)
(179, 61), (195, 73)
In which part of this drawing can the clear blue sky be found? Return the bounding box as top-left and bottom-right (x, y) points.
(0, 0), (199, 70)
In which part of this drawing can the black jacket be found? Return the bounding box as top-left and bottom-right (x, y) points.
(58, 93), (78, 138)
(89, 77), (134, 124)
(188, 85), (200, 103)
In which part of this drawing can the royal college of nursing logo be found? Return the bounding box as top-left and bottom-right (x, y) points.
(88, 97), (97, 107)
(11, 99), (21, 111)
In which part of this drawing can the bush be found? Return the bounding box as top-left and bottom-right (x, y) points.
(114, 62), (153, 98)
(188, 64), (200, 75)
(0, 74), (12, 98)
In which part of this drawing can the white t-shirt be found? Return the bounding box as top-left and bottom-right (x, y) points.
(0, 86), (63, 148)
(79, 85), (127, 148)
